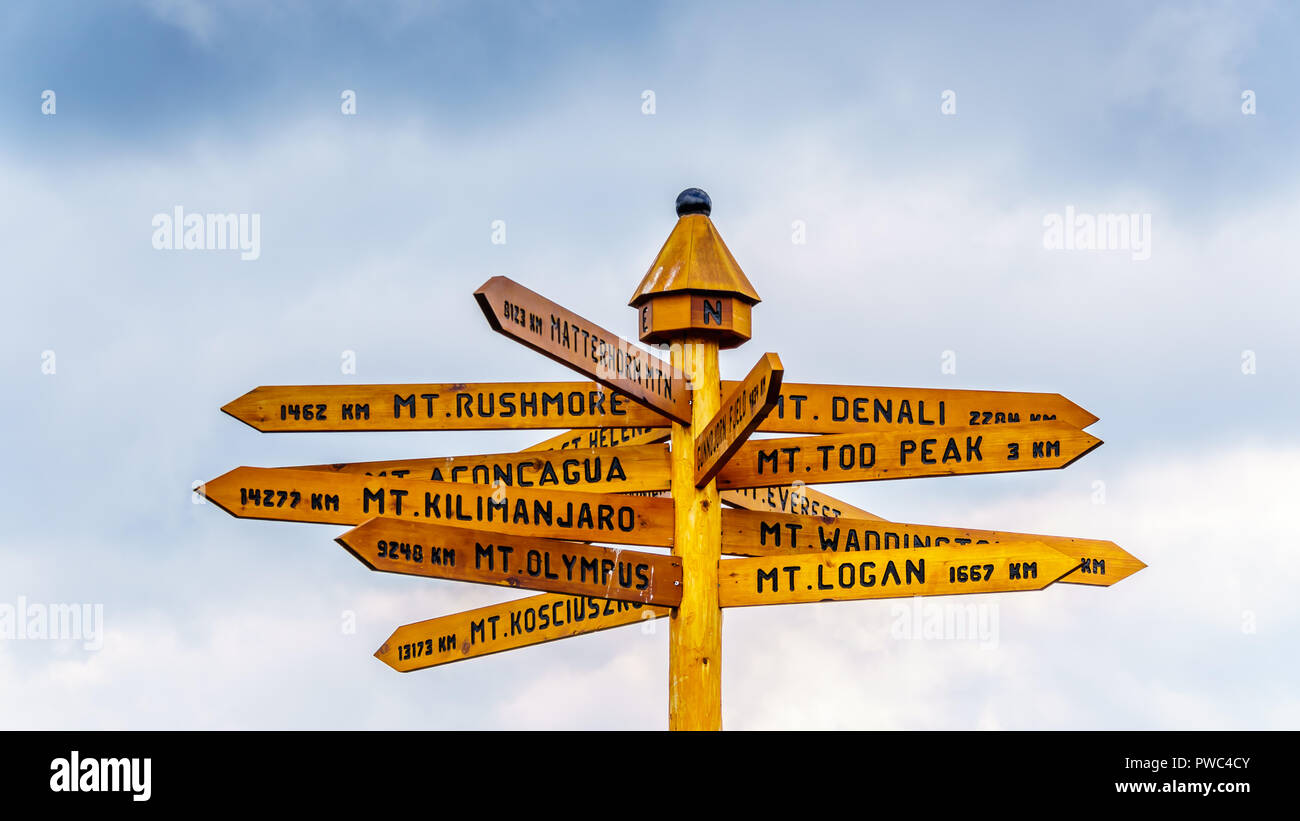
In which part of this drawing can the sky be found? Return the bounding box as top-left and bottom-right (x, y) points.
(0, 0), (1296, 729)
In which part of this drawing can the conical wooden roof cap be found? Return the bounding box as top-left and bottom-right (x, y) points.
(629, 189), (761, 307)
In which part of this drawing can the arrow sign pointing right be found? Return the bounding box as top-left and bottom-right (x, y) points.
(719, 542), (1078, 607)
(694, 352), (783, 487)
(715, 423), (1102, 489)
(752, 383), (1098, 434)
(719, 507), (1144, 586)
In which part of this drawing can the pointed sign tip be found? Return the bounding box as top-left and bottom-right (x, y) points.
(335, 523), (380, 570)
(220, 390), (272, 432)
(472, 288), (503, 332)
(373, 638), (409, 671)
(1060, 431), (1105, 470)
(1053, 393), (1100, 428)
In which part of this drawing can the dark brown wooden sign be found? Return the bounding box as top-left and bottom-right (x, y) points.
(339, 518), (682, 605)
(474, 276), (692, 424)
(202, 467), (675, 547)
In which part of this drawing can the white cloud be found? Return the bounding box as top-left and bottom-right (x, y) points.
(723, 441), (1299, 729)
(1107, 3), (1262, 125)
(141, 0), (219, 45)
(1, 3), (1296, 729)
(0, 441), (1291, 729)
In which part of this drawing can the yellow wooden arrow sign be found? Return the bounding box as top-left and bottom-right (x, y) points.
(719, 541), (1078, 607)
(475, 276), (692, 424)
(719, 487), (1140, 585)
(290, 442), (671, 493)
(714, 423), (1101, 489)
(719, 508), (1144, 586)
(376, 593), (670, 672)
(694, 353), (783, 487)
(721, 486), (885, 522)
(338, 518), (682, 605)
(221, 381), (668, 432)
(523, 426), (668, 452)
(201, 466), (675, 547)
(751, 383), (1098, 434)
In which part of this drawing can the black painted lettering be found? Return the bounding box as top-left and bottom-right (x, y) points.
(395, 394), (416, 419)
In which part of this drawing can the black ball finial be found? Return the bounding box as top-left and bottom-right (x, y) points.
(675, 188), (711, 217)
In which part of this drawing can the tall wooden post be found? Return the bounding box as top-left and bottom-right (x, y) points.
(630, 188), (762, 730)
(668, 336), (722, 729)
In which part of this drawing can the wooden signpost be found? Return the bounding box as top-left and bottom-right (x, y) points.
(201, 187), (1142, 730)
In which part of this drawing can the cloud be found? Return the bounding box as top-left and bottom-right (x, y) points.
(1106, 3), (1262, 125)
(723, 440), (1299, 730)
(0, 0), (1296, 730)
(140, 0), (219, 45)
(0, 440), (1292, 729)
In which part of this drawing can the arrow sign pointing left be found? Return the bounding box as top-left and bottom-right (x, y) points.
(201, 466), (675, 547)
(221, 381), (667, 432)
(338, 518), (682, 605)
(376, 593), (670, 672)
(474, 276), (692, 424)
